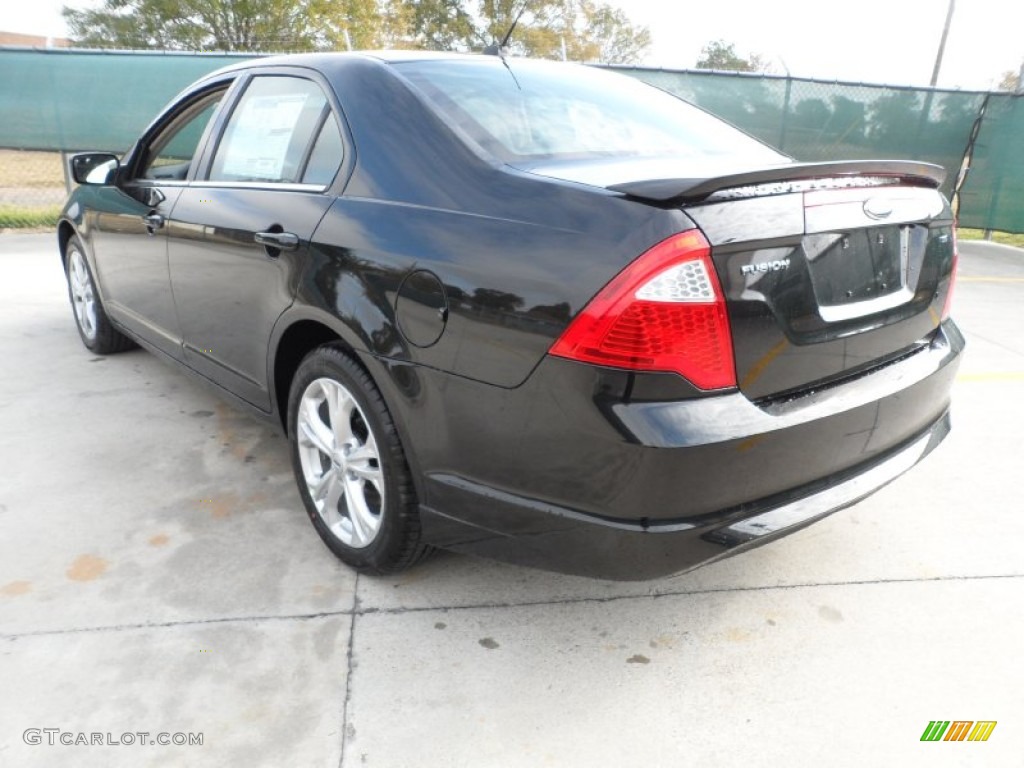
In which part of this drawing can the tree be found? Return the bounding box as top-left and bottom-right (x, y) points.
(997, 64), (1021, 92)
(866, 90), (921, 153)
(567, 1), (651, 64)
(315, 0), (396, 50)
(791, 98), (831, 134)
(403, 0), (481, 51)
(828, 95), (866, 146)
(62, 0), (384, 51)
(476, 0), (649, 62)
(695, 39), (770, 73)
(63, 0), (651, 62)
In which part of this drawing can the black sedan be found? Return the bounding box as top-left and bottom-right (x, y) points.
(59, 52), (962, 580)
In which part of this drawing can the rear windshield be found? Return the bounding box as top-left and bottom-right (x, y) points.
(393, 58), (785, 165)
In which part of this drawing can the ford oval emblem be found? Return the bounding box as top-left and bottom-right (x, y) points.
(863, 197), (894, 220)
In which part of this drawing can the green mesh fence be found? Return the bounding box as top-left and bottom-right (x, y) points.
(614, 68), (1022, 234)
(0, 48), (258, 228)
(615, 68), (987, 198)
(0, 48), (1021, 233)
(0, 48), (257, 152)
(955, 93), (1024, 233)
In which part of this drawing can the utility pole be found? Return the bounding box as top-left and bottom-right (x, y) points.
(930, 0), (955, 86)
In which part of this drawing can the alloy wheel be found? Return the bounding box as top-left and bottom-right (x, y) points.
(296, 377), (385, 548)
(68, 249), (97, 341)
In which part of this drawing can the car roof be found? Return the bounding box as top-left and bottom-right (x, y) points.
(203, 49), (487, 78)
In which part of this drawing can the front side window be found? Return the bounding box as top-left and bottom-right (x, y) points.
(142, 90), (225, 181)
(209, 76), (337, 184)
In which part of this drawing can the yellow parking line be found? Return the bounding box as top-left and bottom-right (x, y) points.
(956, 371), (1024, 382)
(740, 338), (788, 389)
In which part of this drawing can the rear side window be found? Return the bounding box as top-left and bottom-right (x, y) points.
(302, 113), (343, 186)
(396, 59), (785, 165)
(209, 76), (336, 184)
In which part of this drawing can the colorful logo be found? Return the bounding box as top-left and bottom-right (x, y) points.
(921, 721), (997, 742)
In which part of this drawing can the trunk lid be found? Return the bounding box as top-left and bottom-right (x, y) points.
(526, 158), (956, 400)
(679, 169), (955, 400)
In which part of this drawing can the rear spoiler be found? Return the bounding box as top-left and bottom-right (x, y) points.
(607, 160), (947, 204)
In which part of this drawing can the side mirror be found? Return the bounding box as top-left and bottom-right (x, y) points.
(71, 153), (120, 185)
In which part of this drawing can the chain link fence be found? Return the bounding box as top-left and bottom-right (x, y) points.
(0, 148), (67, 228)
(1, 48), (1021, 233)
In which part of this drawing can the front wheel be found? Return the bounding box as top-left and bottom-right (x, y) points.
(64, 236), (135, 354)
(287, 346), (430, 574)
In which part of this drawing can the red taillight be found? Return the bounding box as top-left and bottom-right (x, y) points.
(549, 230), (736, 390)
(941, 229), (958, 321)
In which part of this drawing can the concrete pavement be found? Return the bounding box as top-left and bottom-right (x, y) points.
(1, 233), (1021, 766)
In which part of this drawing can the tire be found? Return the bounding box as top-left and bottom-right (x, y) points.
(64, 236), (135, 354)
(287, 345), (430, 575)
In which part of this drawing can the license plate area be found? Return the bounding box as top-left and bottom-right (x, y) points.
(805, 225), (926, 322)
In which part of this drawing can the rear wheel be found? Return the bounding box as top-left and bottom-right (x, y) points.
(64, 236), (135, 354)
(287, 346), (430, 574)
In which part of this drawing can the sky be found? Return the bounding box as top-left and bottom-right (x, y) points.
(5, 0), (1022, 91)
(605, 0), (1023, 91)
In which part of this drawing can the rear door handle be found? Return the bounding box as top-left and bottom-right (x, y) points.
(254, 231), (299, 252)
(143, 213), (165, 231)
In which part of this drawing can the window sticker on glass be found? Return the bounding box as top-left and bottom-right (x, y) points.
(219, 94), (310, 181)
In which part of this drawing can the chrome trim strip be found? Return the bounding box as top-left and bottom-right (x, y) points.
(132, 180), (326, 192)
(189, 181), (325, 192)
(612, 323), (962, 448)
(723, 423), (938, 539)
(131, 180), (188, 188)
(804, 186), (946, 234)
(818, 286), (914, 322)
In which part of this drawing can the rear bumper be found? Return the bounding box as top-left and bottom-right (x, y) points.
(406, 320), (963, 580)
(421, 410), (949, 579)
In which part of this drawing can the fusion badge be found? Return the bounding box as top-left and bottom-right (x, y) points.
(741, 258), (791, 276)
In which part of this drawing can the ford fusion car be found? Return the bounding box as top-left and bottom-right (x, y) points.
(58, 51), (962, 580)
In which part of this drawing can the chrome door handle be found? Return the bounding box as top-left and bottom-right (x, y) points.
(143, 213), (165, 231)
(254, 231), (299, 252)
